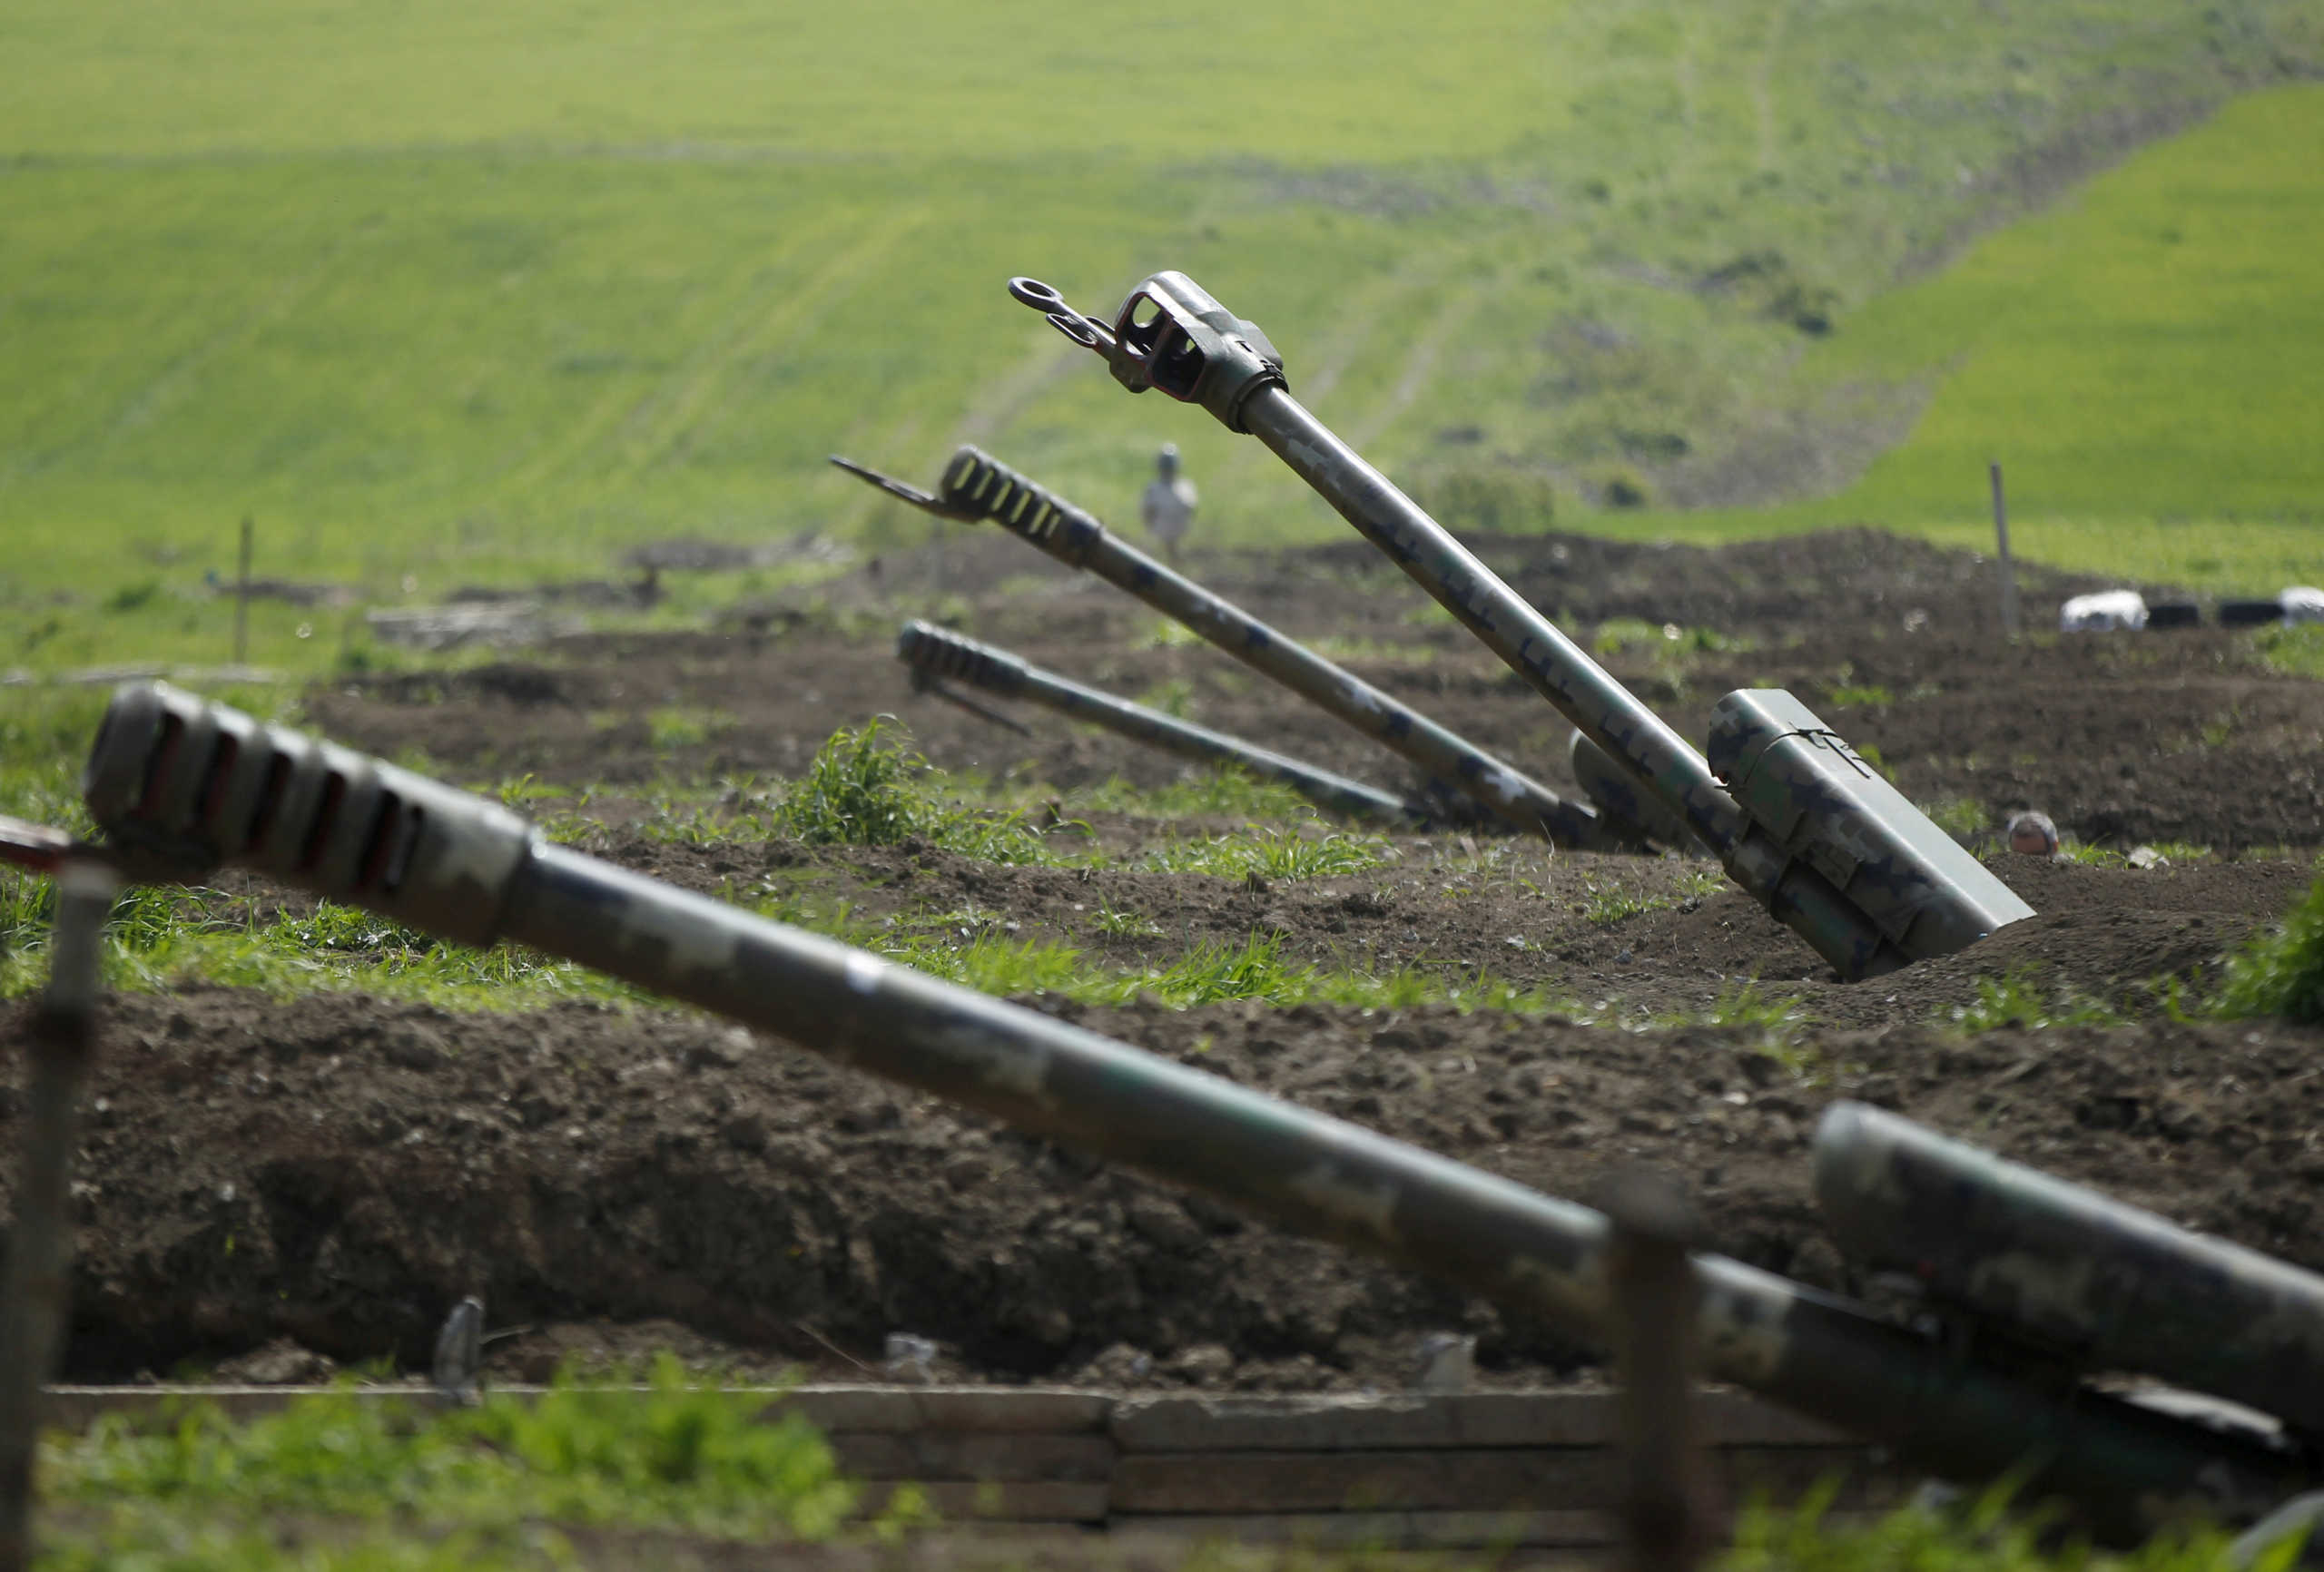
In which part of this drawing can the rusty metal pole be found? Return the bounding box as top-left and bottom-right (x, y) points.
(1989, 464), (2020, 641)
(0, 861), (114, 1572)
(1600, 1169), (1720, 1572)
(233, 516), (253, 668)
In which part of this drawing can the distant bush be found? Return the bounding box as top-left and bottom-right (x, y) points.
(103, 578), (162, 614)
(2212, 869), (2324, 1024)
(1595, 465), (1650, 509)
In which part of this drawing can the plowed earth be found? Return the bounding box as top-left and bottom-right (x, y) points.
(11, 526), (2324, 1390)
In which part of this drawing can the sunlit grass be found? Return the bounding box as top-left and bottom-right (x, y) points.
(2, 1), (2313, 662)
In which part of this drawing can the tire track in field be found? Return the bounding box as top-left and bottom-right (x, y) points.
(493, 208), (857, 501)
(628, 204), (928, 478)
(1338, 270), (1499, 453)
(1206, 255), (1458, 521)
(1754, 0), (1791, 173)
(8, 218), (371, 488)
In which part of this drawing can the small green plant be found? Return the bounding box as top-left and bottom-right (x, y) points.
(1304, 634), (1439, 665)
(2212, 868), (2324, 1025)
(1719, 1473), (2297, 1572)
(494, 772), (570, 810)
(43, 1354), (859, 1543)
(646, 705), (730, 752)
(1919, 797), (1989, 841)
(2255, 622), (2324, 680)
(1068, 769), (1316, 821)
(1148, 928), (1298, 1006)
(1827, 683), (1894, 709)
(1945, 966), (2122, 1032)
(772, 719), (940, 847)
(1592, 617), (1670, 655)
(1143, 821), (1392, 881)
(1091, 902), (1163, 939)
(1704, 980), (1808, 1036)
(1135, 677), (1197, 719)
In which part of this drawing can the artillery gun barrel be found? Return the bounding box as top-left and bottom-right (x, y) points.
(1817, 1100), (2324, 1438)
(1236, 388), (1907, 974)
(69, 682), (2314, 1536)
(839, 447), (1622, 850)
(894, 620), (1423, 827)
(1001, 270), (2035, 979)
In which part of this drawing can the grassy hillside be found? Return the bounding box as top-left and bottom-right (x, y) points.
(0, 0), (2317, 669)
(1593, 82), (2324, 592)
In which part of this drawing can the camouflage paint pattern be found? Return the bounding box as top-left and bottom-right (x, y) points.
(1007, 270), (2038, 981)
(833, 447), (1626, 850)
(72, 683), (2318, 1535)
(1709, 692), (2032, 958)
(1817, 1100), (2324, 1436)
(1570, 731), (1701, 856)
(892, 621), (1423, 826)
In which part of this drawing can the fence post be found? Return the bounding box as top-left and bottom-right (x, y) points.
(0, 862), (115, 1572)
(1600, 1168), (1720, 1572)
(234, 516), (254, 667)
(1989, 463), (2020, 639)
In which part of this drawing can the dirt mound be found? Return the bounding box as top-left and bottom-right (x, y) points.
(18, 524), (2324, 1390)
(15, 983), (2322, 1390)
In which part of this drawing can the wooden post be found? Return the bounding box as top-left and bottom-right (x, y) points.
(1600, 1168), (1720, 1572)
(1988, 463), (2019, 639)
(0, 862), (115, 1572)
(233, 516), (253, 667)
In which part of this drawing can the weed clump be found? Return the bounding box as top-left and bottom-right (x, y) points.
(43, 1352), (866, 1545)
(771, 720), (1051, 863)
(2212, 870), (2324, 1025)
(772, 720), (930, 845)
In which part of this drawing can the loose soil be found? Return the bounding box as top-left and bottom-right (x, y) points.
(10, 525), (2324, 1393)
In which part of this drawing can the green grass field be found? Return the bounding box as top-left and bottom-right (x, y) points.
(2, 0), (2318, 676)
(1619, 82), (2324, 589)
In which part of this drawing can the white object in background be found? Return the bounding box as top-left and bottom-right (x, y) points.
(432, 1296), (486, 1407)
(1140, 444), (1199, 559)
(2059, 590), (2148, 632)
(1410, 1331), (1476, 1394)
(2006, 811), (2060, 857)
(2280, 586), (2324, 624)
(883, 1332), (939, 1385)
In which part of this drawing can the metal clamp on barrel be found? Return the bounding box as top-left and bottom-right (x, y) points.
(1009, 273), (1285, 432)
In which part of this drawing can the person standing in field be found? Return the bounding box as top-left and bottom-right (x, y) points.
(1140, 443), (1198, 565)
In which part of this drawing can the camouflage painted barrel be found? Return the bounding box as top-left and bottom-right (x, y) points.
(1005, 268), (2039, 981)
(1817, 1100), (2324, 1436)
(72, 683), (2315, 1535)
(919, 445), (1618, 849)
(893, 620), (1423, 826)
